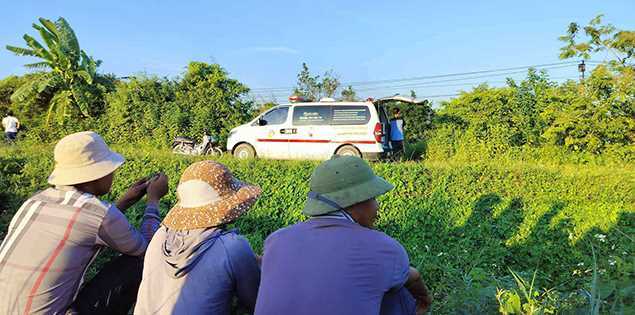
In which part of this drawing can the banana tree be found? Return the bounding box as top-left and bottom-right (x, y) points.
(6, 17), (101, 124)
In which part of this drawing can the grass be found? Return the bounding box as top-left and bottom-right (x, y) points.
(0, 142), (633, 314)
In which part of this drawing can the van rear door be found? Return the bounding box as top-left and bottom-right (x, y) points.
(372, 95), (428, 148)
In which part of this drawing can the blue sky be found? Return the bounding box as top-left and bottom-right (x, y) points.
(1, 0), (634, 103)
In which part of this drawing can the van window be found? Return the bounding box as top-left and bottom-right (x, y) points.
(292, 106), (332, 125)
(331, 106), (370, 125)
(261, 107), (289, 125)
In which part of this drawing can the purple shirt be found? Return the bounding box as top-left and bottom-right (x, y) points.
(255, 218), (416, 315)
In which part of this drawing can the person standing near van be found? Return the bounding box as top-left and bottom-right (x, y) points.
(390, 108), (405, 158)
(2, 111), (20, 141)
(255, 156), (432, 315)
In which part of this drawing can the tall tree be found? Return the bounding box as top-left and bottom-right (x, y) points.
(6, 17), (105, 124)
(292, 63), (341, 100)
(559, 14), (634, 67)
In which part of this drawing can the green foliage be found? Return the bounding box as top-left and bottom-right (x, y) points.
(292, 63), (341, 100)
(0, 144), (632, 314)
(540, 66), (635, 153)
(103, 76), (179, 147)
(340, 85), (357, 101)
(559, 14), (634, 67)
(496, 270), (556, 314)
(102, 62), (254, 147)
(432, 67), (634, 156)
(175, 62), (254, 143)
(439, 69), (554, 148)
(0, 75), (36, 116)
(6, 17), (112, 125)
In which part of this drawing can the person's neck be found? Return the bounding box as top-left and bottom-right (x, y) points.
(72, 184), (100, 196)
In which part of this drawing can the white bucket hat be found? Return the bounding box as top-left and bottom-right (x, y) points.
(48, 131), (125, 186)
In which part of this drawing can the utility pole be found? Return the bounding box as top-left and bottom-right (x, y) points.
(578, 60), (586, 82)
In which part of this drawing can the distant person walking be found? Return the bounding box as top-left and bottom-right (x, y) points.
(390, 108), (405, 159)
(2, 111), (20, 142)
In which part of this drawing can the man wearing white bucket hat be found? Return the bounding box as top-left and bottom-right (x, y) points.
(0, 131), (169, 315)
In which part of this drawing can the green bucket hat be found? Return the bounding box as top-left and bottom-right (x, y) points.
(303, 156), (394, 216)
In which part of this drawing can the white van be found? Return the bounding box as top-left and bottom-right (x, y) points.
(226, 96), (424, 160)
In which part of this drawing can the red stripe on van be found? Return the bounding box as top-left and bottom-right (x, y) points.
(257, 139), (376, 144)
(256, 139), (289, 143)
(343, 140), (377, 144)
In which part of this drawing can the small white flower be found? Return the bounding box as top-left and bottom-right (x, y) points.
(577, 262), (585, 267)
(594, 234), (607, 242)
(608, 259), (616, 266)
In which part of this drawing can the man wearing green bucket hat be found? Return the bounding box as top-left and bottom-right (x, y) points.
(255, 156), (432, 315)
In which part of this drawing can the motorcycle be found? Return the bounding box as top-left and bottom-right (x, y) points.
(172, 134), (223, 156)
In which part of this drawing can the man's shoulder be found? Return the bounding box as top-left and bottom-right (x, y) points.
(264, 221), (310, 243)
(358, 227), (404, 248)
(38, 187), (111, 216)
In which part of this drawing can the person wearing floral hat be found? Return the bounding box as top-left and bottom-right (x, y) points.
(0, 131), (169, 315)
(135, 160), (262, 315)
(255, 155), (432, 315)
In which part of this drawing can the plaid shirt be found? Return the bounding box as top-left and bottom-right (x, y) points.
(0, 186), (160, 314)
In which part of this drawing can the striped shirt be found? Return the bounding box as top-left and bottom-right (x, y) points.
(0, 186), (160, 314)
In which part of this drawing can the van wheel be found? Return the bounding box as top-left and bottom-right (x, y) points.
(335, 145), (361, 158)
(234, 144), (256, 159)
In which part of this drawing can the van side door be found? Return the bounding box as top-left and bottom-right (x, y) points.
(288, 105), (335, 160)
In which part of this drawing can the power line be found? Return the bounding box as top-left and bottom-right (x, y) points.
(248, 65), (576, 97)
(352, 65), (575, 92)
(246, 75), (577, 103)
(249, 61), (579, 92)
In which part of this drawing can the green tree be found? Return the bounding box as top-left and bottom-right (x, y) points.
(540, 65), (635, 153)
(103, 76), (180, 146)
(340, 85), (357, 101)
(292, 63), (341, 100)
(559, 14), (635, 67)
(6, 17), (109, 124)
(176, 62), (254, 143)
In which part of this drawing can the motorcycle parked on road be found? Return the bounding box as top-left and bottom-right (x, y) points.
(172, 133), (223, 156)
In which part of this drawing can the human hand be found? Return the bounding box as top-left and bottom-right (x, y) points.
(147, 173), (169, 205)
(116, 177), (150, 211)
(415, 293), (432, 315)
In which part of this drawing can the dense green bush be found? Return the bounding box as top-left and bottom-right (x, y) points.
(101, 62), (254, 147)
(102, 76), (180, 147)
(1, 144), (632, 313)
(416, 66), (635, 162)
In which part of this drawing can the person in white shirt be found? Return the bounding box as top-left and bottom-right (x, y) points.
(2, 111), (20, 141)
